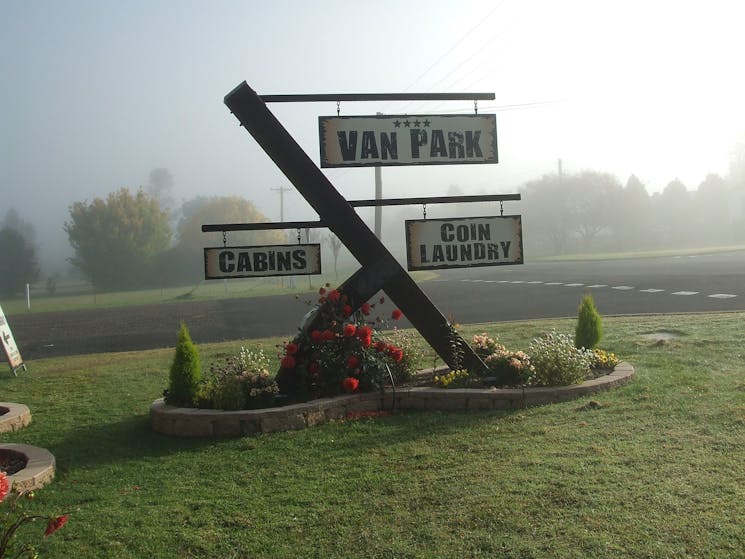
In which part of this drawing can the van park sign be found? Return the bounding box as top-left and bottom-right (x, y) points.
(319, 114), (498, 168)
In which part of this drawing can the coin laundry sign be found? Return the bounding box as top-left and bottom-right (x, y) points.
(406, 216), (523, 271)
(204, 244), (322, 279)
(319, 114), (497, 167)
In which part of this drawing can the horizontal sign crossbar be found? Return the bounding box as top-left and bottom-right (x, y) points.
(260, 93), (495, 103)
(202, 220), (326, 232)
(201, 194), (522, 233)
(350, 193), (520, 207)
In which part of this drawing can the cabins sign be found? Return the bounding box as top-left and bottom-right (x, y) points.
(319, 114), (497, 168)
(204, 244), (321, 279)
(405, 215), (523, 271)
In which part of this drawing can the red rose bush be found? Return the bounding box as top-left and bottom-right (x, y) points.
(276, 286), (416, 400)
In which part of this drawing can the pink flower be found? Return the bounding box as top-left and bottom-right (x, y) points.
(360, 302), (371, 315)
(0, 471), (9, 503)
(343, 323), (357, 337)
(347, 355), (360, 369)
(391, 309), (403, 320)
(322, 329), (335, 341)
(311, 330), (323, 343)
(328, 290), (341, 303)
(285, 342), (298, 355)
(374, 341), (387, 352)
(280, 355), (296, 369)
(44, 515), (69, 536)
(342, 377), (360, 393)
(342, 304), (353, 317)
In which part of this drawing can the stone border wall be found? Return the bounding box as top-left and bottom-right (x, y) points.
(0, 443), (56, 492)
(0, 403), (32, 433)
(151, 362), (634, 438)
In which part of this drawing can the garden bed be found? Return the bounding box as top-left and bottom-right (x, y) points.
(0, 443), (56, 492)
(0, 402), (32, 433)
(151, 361), (634, 438)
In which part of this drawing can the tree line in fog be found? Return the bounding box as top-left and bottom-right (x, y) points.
(2, 145), (745, 296)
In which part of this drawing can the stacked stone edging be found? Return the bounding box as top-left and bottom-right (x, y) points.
(151, 361), (634, 438)
(0, 443), (56, 492)
(0, 403), (32, 433)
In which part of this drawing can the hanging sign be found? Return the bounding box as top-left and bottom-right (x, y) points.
(405, 215), (523, 271)
(0, 304), (24, 373)
(319, 114), (497, 168)
(204, 244), (322, 279)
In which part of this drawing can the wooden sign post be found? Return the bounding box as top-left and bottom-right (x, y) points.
(223, 82), (490, 379)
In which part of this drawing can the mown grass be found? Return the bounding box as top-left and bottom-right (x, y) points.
(1, 313), (745, 558)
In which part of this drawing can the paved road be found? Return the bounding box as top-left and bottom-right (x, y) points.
(8, 250), (745, 359)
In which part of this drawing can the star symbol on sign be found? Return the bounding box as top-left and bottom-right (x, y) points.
(413, 119), (421, 127)
(423, 119), (431, 127)
(393, 120), (401, 128)
(404, 119), (411, 127)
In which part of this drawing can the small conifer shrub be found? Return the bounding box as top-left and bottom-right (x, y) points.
(165, 323), (202, 406)
(575, 293), (603, 349)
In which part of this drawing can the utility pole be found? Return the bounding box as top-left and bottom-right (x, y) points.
(270, 185), (293, 222)
(374, 112), (383, 240)
(271, 185), (293, 287)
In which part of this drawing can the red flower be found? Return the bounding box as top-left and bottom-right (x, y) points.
(285, 342), (298, 355)
(391, 309), (403, 320)
(347, 355), (360, 369)
(357, 326), (373, 347)
(322, 329), (335, 341)
(342, 304), (353, 317)
(343, 323), (357, 337)
(311, 330), (323, 343)
(374, 341), (387, 352)
(44, 515), (69, 536)
(342, 377), (360, 393)
(360, 302), (371, 315)
(280, 355), (296, 369)
(328, 290), (341, 302)
(386, 345), (404, 362)
(0, 471), (9, 503)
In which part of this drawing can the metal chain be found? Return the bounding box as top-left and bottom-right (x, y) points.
(423, 204), (427, 220)
(296, 228), (301, 244)
(336, 100), (341, 116)
(474, 100), (478, 115)
(500, 201), (504, 216)
(222, 231), (227, 247)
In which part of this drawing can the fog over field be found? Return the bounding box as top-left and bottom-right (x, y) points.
(2, 1), (744, 286)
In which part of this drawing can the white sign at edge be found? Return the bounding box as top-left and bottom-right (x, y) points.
(0, 304), (24, 370)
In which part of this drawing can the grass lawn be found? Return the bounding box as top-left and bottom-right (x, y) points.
(1, 312), (744, 558)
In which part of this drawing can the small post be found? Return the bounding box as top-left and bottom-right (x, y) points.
(25, 284), (30, 311)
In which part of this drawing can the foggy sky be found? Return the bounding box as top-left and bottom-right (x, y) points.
(2, 0), (744, 274)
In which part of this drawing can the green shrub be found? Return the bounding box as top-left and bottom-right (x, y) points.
(164, 323), (202, 407)
(528, 331), (593, 386)
(575, 293), (603, 349)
